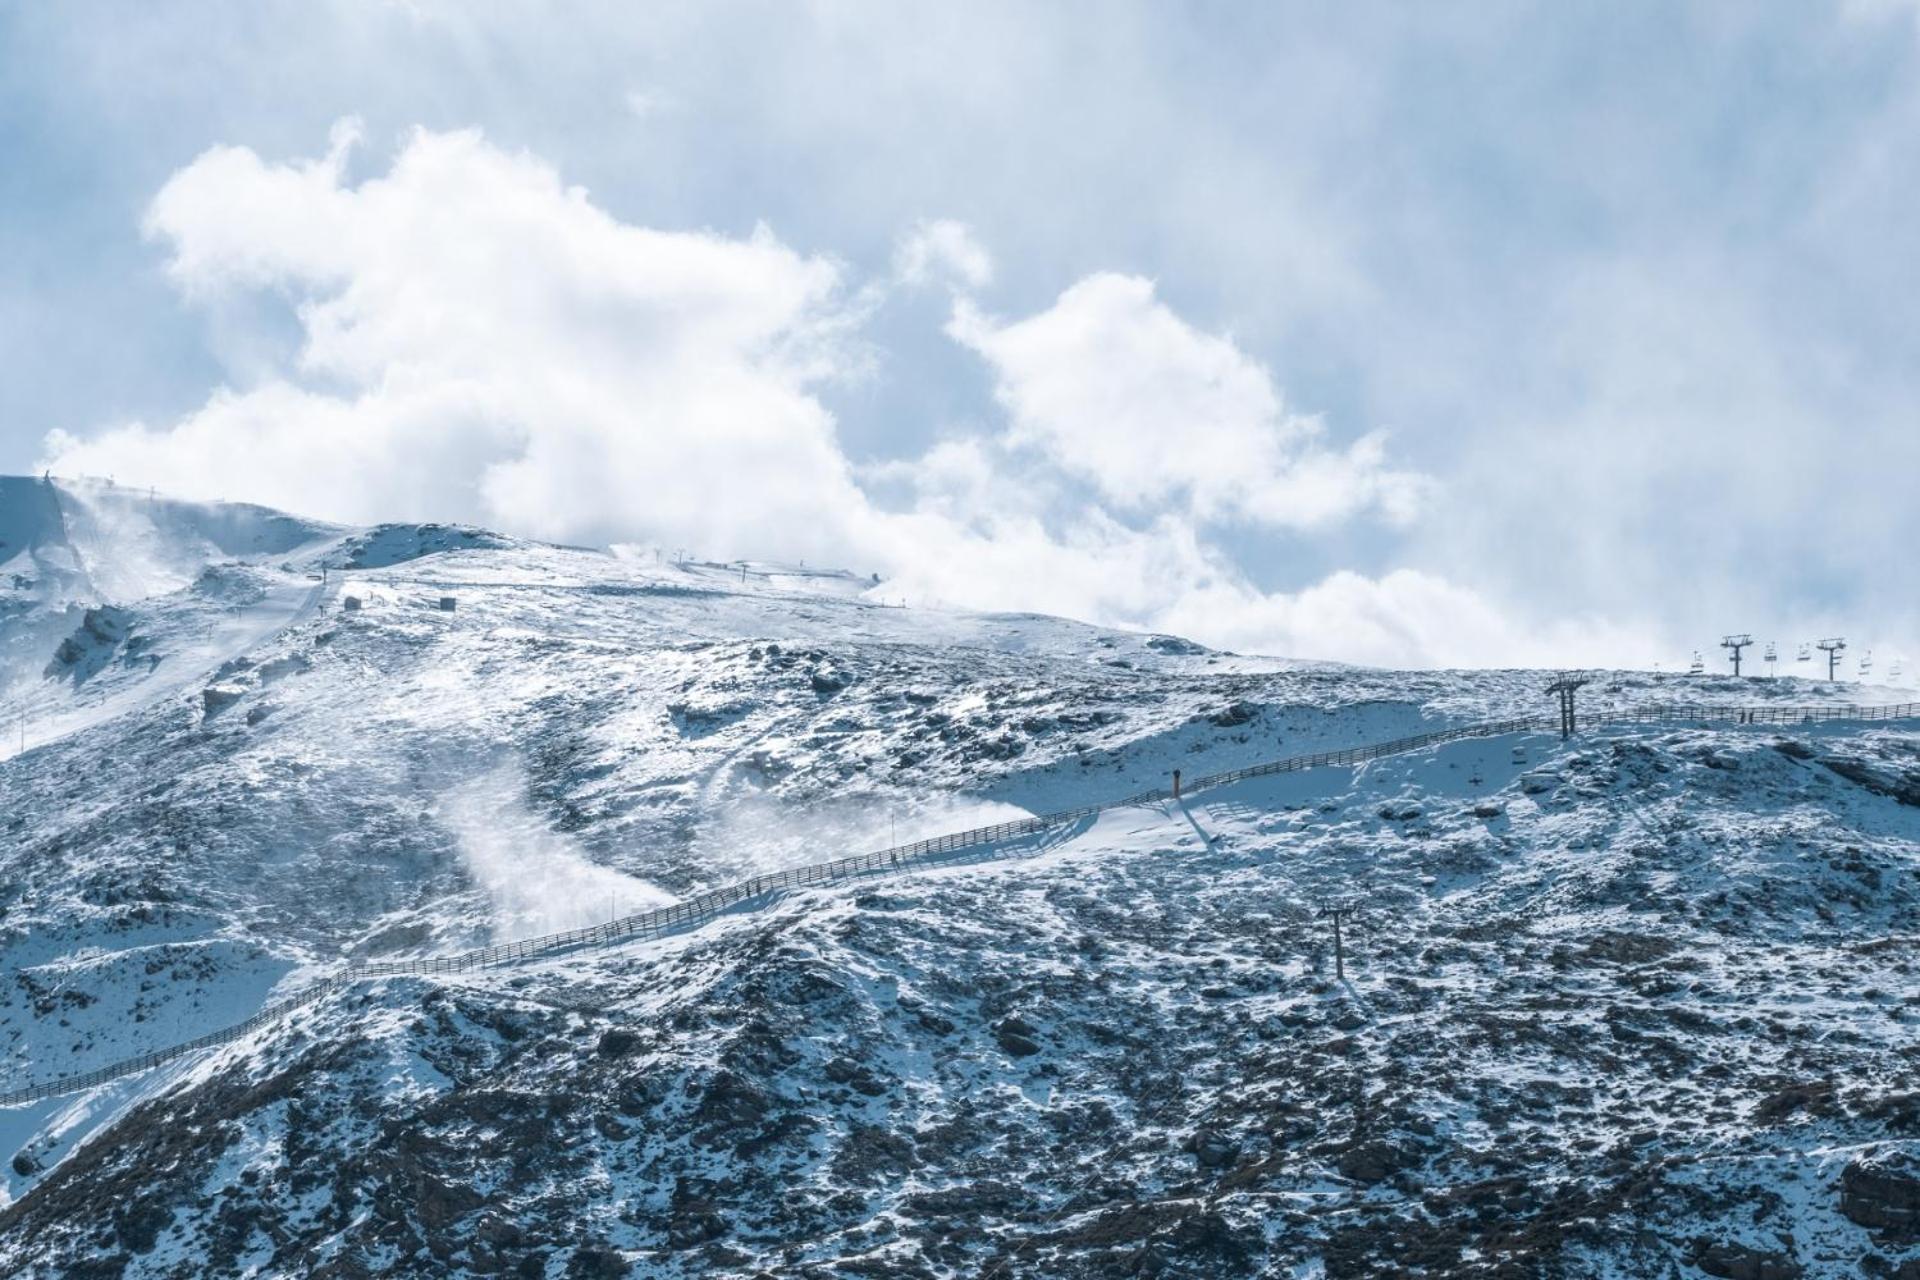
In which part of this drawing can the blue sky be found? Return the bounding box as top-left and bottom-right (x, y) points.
(4, 2), (1917, 667)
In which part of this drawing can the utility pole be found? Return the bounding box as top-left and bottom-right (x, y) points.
(1817, 637), (1847, 682)
(1545, 674), (1590, 739)
(1721, 634), (1752, 677)
(1319, 902), (1358, 982)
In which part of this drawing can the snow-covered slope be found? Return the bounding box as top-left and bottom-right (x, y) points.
(1, 476), (346, 757)
(0, 486), (1914, 1279)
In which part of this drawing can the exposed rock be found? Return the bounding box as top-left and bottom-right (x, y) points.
(1753, 1080), (1836, 1125)
(1842, 1151), (1920, 1234)
(44, 605), (135, 683)
(1337, 1140), (1404, 1184)
(565, 1243), (631, 1277)
(1691, 1240), (1803, 1280)
(995, 1020), (1042, 1058)
(1820, 756), (1920, 807)
(1187, 1128), (1239, 1169)
(596, 1028), (641, 1059)
(1208, 701), (1257, 728)
(201, 683), (247, 716)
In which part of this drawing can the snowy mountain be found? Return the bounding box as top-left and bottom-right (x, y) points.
(0, 479), (1915, 1279)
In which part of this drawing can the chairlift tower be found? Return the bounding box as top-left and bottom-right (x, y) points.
(1816, 637), (1847, 682)
(1545, 674), (1590, 740)
(1317, 901), (1361, 982)
(1720, 634), (1752, 676)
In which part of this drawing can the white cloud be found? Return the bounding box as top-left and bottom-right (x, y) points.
(50, 125), (875, 561)
(950, 273), (1426, 528)
(43, 125), (1569, 668)
(892, 218), (994, 290)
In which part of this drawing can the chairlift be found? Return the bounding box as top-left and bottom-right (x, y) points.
(1796, 643), (1811, 663)
(1687, 651), (1704, 676)
(1858, 649), (1873, 676)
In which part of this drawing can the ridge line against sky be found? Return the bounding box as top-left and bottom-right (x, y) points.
(4, 2), (1918, 669)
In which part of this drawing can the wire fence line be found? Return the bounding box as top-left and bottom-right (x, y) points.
(4, 698), (1915, 1108)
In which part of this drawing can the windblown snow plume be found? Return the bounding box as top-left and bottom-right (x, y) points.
(440, 767), (672, 941)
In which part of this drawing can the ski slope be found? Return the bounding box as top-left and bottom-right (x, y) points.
(0, 482), (1914, 1279)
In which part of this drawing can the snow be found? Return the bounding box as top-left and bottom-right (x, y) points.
(0, 481), (1914, 1277)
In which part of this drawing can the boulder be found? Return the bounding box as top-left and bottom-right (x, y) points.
(995, 1015), (1042, 1058)
(595, 1029), (641, 1060)
(201, 684), (247, 716)
(1842, 1151), (1920, 1234)
(1337, 1140), (1405, 1184)
(1691, 1241), (1802, 1280)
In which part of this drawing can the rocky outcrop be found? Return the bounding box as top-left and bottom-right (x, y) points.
(1842, 1151), (1920, 1235)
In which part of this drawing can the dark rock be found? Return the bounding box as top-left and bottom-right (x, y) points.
(904, 1181), (1021, 1217)
(1842, 1151), (1920, 1234)
(823, 1056), (887, 1096)
(1691, 1240), (1802, 1280)
(831, 1124), (918, 1184)
(1337, 1140), (1404, 1184)
(1578, 932), (1676, 965)
(1856, 1092), (1920, 1135)
(994, 1016), (1042, 1057)
(1753, 1080), (1835, 1124)
(1187, 1129), (1238, 1169)
(201, 684), (247, 716)
(1820, 757), (1920, 807)
(596, 1029), (641, 1060)
(996, 1030), (1041, 1058)
(566, 1243), (631, 1277)
(1208, 701), (1256, 728)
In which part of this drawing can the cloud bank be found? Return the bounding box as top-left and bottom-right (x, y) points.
(42, 125), (1632, 667)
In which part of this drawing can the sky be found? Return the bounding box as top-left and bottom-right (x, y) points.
(4, 1), (1918, 670)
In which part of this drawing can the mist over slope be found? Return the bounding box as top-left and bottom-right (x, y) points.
(0, 483), (1914, 1279)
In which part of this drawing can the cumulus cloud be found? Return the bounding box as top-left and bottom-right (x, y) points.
(43, 125), (1556, 667)
(950, 274), (1426, 527)
(48, 125), (874, 561)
